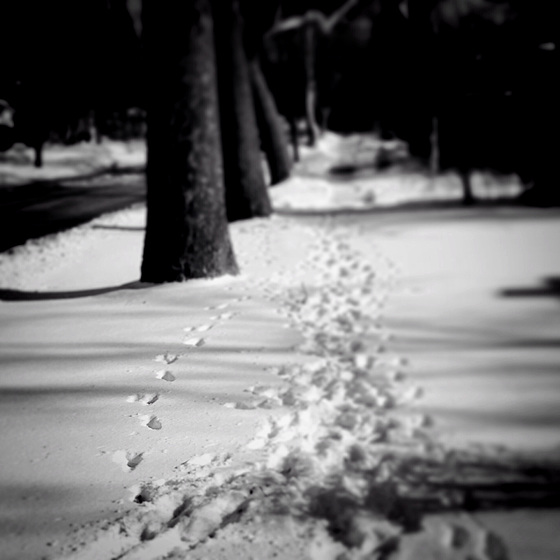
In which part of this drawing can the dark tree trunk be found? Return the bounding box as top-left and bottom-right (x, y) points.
(140, 0), (238, 283)
(459, 168), (475, 206)
(302, 20), (320, 147)
(406, 0), (437, 162)
(289, 116), (300, 162)
(213, 0), (272, 222)
(32, 140), (44, 168)
(250, 59), (292, 185)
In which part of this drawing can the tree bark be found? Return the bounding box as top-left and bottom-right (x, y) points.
(213, 0), (272, 222)
(250, 59), (292, 185)
(140, 0), (238, 283)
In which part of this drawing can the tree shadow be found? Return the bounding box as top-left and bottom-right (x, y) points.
(500, 276), (560, 300)
(91, 224), (145, 231)
(276, 196), (528, 217)
(392, 447), (560, 518)
(0, 280), (151, 301)
(303, 443), (560, 557)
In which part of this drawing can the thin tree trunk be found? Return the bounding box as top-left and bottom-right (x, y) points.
(430, 115), (439, 175)
(32, 141), (43, 168)
(302, 20), (320, 146)
(459, 168), (475, 205)
(406, 0), (437, 161)
(250, 59), (292, 185)
(213, 0), (272, 222)
(289, 117), (300, 162)
(140, 0), (237, 282)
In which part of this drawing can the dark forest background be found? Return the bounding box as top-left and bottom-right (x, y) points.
(0, 0), (558, 197)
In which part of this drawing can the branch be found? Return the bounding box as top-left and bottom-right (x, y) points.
(266, 0), (363, 38)
(323, 0), (361, 33)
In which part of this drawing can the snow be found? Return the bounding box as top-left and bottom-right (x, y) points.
(0, 140), (145, 186)
(270, 133), (524, 212)
(1, 135), (559, 560)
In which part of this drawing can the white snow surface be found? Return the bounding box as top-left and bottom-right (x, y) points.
(0, 140), (145, 186)
(1, 135), (559, 560)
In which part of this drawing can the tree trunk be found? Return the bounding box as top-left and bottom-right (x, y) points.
(140, 0), (238, 283)
(250, 59), (292, 185)
(406, 0), (437, 161)
(213, 0), (272, 222)
(429, 115), (439, 175)
(459, 168), (475, 205)
(289, 117), (300, 162)
(302, 19), (320, 146)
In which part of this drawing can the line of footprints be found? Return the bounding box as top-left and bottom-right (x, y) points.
(111, 295), (251, 473)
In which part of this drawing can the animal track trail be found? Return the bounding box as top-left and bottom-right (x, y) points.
(127, 293), (246, 471)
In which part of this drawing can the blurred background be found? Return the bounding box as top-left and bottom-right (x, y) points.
(0, 0), (557, 202)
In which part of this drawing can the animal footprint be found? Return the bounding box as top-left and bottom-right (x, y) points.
(156, 370), (176, 382)
(127, 393), (160, 405)
(112, 450), (144, 472)
(142, 415), (162, 430)
(184, 325), (212, 333)
(155, 353), (178, 364)
(183, 337), (205, 347)
(218, 312), (235, 320)
(205, 303), (229, 311)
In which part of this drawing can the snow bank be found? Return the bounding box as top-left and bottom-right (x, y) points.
(271, 132), (523, 212)
(0, 140), (145, 186)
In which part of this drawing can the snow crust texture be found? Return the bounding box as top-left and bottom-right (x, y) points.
(57, 217), (508, 560)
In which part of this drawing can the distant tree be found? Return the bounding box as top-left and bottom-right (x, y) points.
(140, 0), (238, 282)
(250, 59), (292, 185)
(513, 1), (559, 206)
(428, 0), (530, 204)
(405, 0), (438, 163)
(239, 0), (293, 184)
(1, 0), (143, 164)
(266, 0), (361, 147)
(213, 0), (272, 222)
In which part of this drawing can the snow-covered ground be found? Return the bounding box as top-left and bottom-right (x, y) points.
(0, 140), (145, 186)
(0, 135), (559, 560)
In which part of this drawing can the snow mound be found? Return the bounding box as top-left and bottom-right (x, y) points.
(270, 132), (523, 212)
(0, 203), (145, 291)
